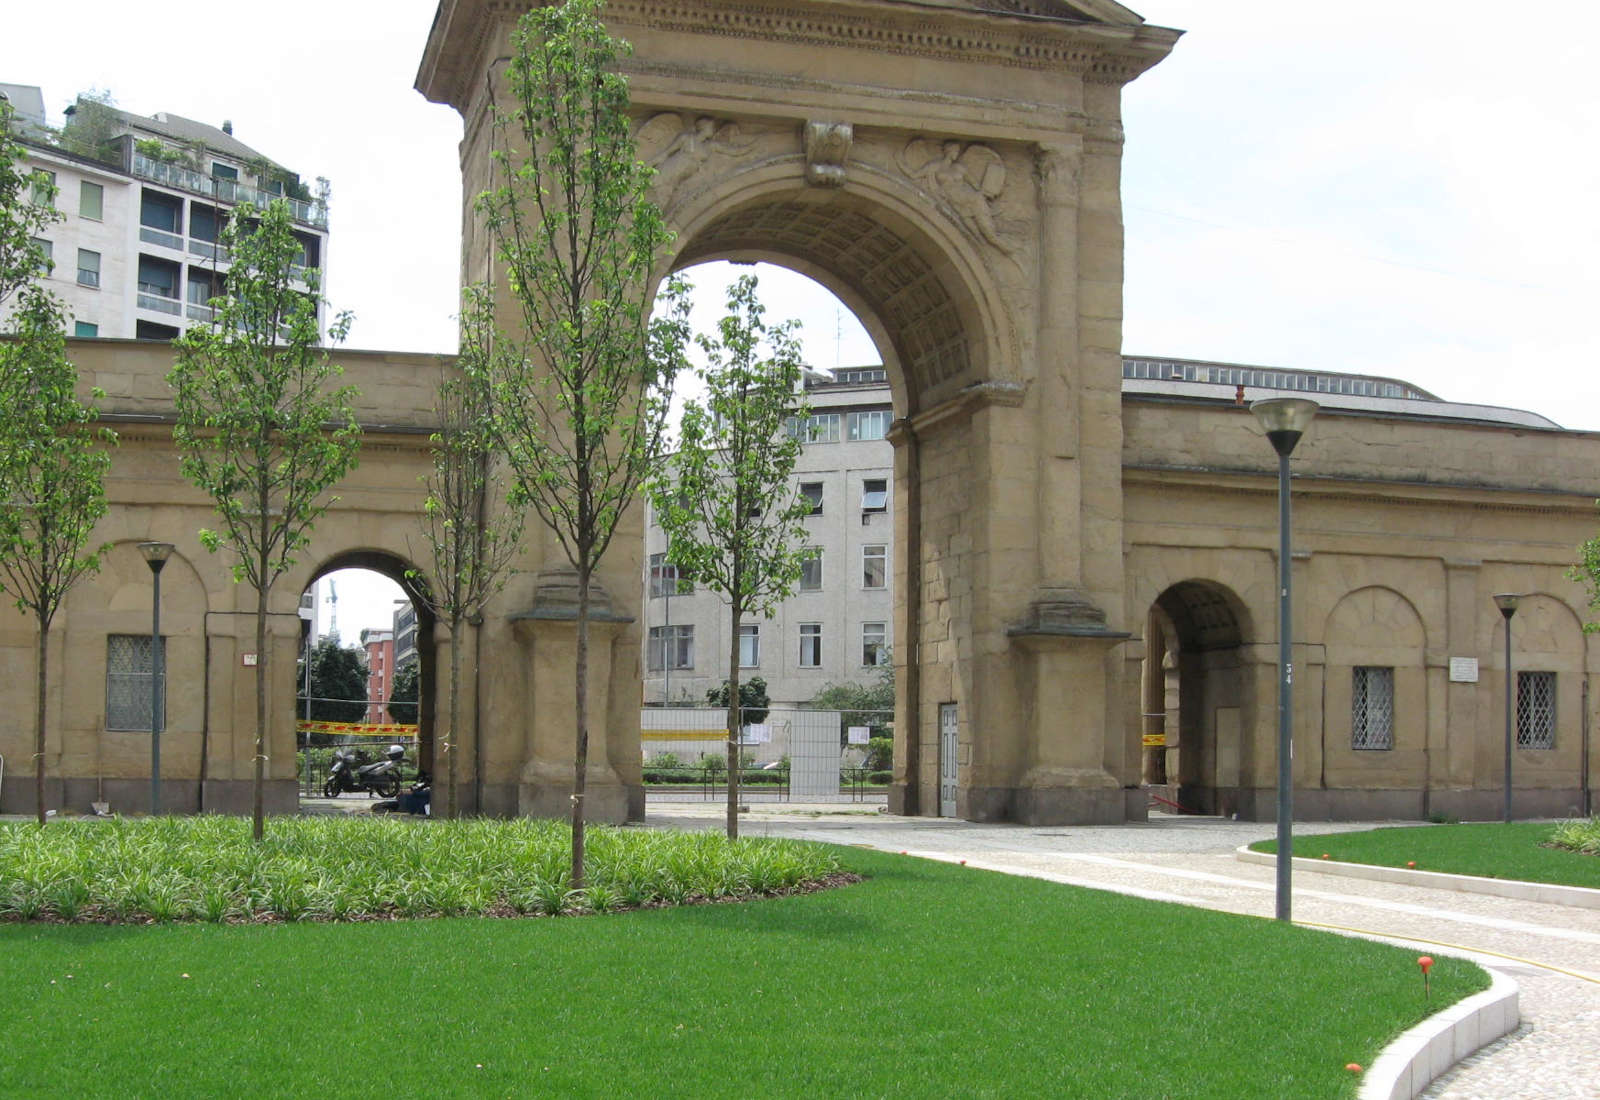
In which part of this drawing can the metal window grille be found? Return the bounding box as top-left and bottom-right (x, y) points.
(106, 634), (166, 731)
(1516, 671), (1556, 749)
(1351, 666), (1394, 750)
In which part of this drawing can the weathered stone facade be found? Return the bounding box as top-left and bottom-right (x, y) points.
(4, 1), (1596, 824)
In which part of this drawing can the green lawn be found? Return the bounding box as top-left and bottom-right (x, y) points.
(0, 842), (1483, 1099)
(1253, 821), (1600, 889)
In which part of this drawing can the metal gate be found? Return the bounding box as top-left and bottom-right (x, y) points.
(939, 703), (958, 817)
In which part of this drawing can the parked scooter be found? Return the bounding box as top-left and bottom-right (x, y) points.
(322, 744), (405, 799)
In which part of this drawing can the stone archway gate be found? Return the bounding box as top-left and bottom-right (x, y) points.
(416, 0), (1181, 825)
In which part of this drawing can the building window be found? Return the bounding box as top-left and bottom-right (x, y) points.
(800, 482), (823, 516)
(30, 170), (56, 207)
(190, 204), (223, 244)
(861, 478), (889, 513)
(1517, 671), (1556, 749)
(863, 544), (887, 589)
(787, 413), (840, 444)
(79, 180), (103, 220)
(77, 249), (100, 288)
(106, 634), (166, 731)
(137, 255), (179, 299)
(862, 622), (887, 667)
(799, 623), (822, 667)
(1351, 667), (1394, 750)
(847, 409), (891, 442)
(647, 625), (694, 672)
(739, 624), (760, 668)
(139, 190), (182, 234)
(212, 162), (239, 181)
(799, 550), (823, 591)
(29, 238), (52, 274)
(648, 552), (690, 598)
(74, 321), (98, 338)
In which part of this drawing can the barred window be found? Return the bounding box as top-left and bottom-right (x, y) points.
(1517, 671), (1556, 749)
(1351, 666), (1393, 750)
(107, 634), (166, 731)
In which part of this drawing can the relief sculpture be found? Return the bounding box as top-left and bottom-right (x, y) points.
(637, 113), (756, 208)
(898, 138), (1016, 258)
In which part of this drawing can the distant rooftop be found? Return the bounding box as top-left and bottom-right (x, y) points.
(1124, 355), (1559, 430)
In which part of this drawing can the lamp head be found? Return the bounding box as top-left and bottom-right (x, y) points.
(1493, 593), (1521, 619)
(1250, 398), (1320, 458)
(138, 541), (176, 574)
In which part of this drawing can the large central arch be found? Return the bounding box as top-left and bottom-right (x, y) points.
(417, 0), (1180, 824)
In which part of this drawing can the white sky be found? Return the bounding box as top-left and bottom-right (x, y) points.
(12, 0), (1599, 636)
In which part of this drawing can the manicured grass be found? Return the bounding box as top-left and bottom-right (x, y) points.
(0, 840), (1483, 1098)
(1253, 820), (1600, 889)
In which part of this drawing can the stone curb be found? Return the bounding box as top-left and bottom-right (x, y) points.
(1358, 968), (1520, 1100)
(1234, 847), (1600, 909)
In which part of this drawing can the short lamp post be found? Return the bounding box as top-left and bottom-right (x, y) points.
(1250, 397), (1319, 923)
(1494, 593), (1521, 823)
(139, 542), (175, 815)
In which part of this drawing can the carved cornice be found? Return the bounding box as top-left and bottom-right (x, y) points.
(909, 378), (1027, 437)
(418, 0), (1179, 112)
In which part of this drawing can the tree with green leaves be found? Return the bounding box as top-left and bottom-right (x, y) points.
(411, 284), (526, 818)
(651, 275), (813, 839)
(705, 675), (771, 728)
(1, 101), (61, 310)
(479, 0), (691, 886)
(388, 660), (420, 725)
(808, 660), (896, 743)
(296, 636), (369, 723)
(169, 199), (360, 841)
(0, 285), (114, 825)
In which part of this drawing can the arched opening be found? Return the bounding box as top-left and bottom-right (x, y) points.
(1145, 580), (1252, 816)
(297, 552), (435, 807)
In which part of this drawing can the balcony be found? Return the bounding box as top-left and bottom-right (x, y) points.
(139, 226), (184, 251)
(137, 283), (181, 316)
(132, 154), (329, 230)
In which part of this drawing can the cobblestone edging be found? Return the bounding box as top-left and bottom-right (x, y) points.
(1235, 848), (1600, 910)
(1359, 969), (1520, 1100)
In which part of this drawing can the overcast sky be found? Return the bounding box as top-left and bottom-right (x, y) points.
(11, 0), (1598, 636)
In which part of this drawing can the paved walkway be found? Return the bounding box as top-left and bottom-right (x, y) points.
(646, 803), (1600, 1099)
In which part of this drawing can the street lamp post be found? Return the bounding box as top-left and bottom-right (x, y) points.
(138, 542), (175, 815)
(1494, 593), (1521, 823)
(1250, 397), (1319, 923)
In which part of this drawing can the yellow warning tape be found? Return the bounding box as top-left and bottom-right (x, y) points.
(641, 729), (729, 742)
(1141, 734), (1166, 747)
(297, 721), (418, 737)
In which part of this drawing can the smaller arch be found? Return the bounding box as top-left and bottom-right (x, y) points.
(1153, 578), (1252, 653)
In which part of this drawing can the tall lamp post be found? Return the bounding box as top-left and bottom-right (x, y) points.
(1250, 397), (1319, 922)
(1493, 593), (1520, 823)
(138, 542), (175, 815)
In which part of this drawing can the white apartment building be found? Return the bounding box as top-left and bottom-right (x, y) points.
(1, 85), (328, 340)
(643, 367), (894, 709)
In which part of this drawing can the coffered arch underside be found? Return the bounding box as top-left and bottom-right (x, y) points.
(672, 185), (1006, 415)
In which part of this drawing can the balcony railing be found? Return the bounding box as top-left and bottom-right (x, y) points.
(188, 239), (230, 264)
(137, 288), (181, 316)
(132, 154), (329, 229)
(139, 226), (184, 251)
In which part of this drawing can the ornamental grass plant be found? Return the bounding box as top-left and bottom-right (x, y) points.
(0, 816), (841, 924)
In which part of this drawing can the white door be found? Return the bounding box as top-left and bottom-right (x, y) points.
(939, 703), (958, 818)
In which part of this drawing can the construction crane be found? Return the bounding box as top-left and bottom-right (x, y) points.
(326, 579), (339, 641)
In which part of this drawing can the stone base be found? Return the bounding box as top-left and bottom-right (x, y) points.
(966, 785), (1141, 825)
(887, 780), (917, 817)
(517, 781), (643, 824)
(2, 776), (300, 817)
(1228, 787), (1591, 823)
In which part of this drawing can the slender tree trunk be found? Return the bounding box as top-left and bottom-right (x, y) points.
(447, 611), (463, 819)
(725, 604), (741, 841)
(571, 559), (591, 891)
(35, 622), (48, 827)
(252, 577), (268, 842)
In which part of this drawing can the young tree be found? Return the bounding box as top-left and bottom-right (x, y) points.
(169, 199), (360, 841)
(0, 285), (114, 825)
(388, 660), (420, 725)
(479, 0), (691, 886)
(1, 101), (61, 310)
(410, 284), (526, 818)
(651, 275), (814, 839)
